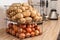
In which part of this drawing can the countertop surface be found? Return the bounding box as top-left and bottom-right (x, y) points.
(0, 18), (60, 40)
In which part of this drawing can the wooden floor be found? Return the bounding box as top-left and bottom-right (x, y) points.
(0, 18), (60, 40)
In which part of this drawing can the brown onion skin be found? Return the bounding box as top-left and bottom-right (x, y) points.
(22, 29), (26, 33)
(8, 23), (13, 28)
(26, 27), (32, 33)
(32, 28), (35, 31)
(16, 33), (19, 37)
(35, 30), (40, 36)
(13, 24), (18, 32)
(19, 33), (25, 39)
(35, 26), (40, 30)
(26, 32), (31, 37)
(21, 24), (26, 28)
(27, 24), (32, 28)
(18, 28), (23, 33)
(6, 28), (10, 33)
(11, 30), (16, 36)
(31, 32), (35, 37)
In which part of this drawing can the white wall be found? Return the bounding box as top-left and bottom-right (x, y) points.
(0, 0), (28, 5)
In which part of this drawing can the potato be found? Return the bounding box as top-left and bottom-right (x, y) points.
(16, 9), (22, 13)
(37, 13), (41, 17)
(24, 6), (29, 10)
(11, 16), (16, 21)
(18, 18), (26, 23)
(9, 12), (16, 17)
(15, 13), (23, 19)
(23, 10), (31, 17)
(21, 6), (26, 12)
(31, 10), (37, 17)
(34, 16), (40, 22)
(25, 17), (32, 23)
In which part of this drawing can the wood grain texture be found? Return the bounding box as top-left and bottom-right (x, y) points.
(0, 18), (60, 40)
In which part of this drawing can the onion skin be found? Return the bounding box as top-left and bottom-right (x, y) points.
(31, 32), (35, 37)
(19, 24), (26, 28)
(16, 33), (19, 37)
(9, 29), (12, 34)
(32, 28), (35, 31)
(19, 33), (25, 39)
(6, 28), (10, 33)
(8, 23), (13, 28)
(35, 26), (40, 30)
(18, 28), (23, 33)
(31, 24), (35, 28)
(13, 24), (18, 32)
(26, 32), (31, 37)
(11, 30), (16, 36)
(26, 27), (32, 33)
(27, 24), (32, 28)
(22, 29), (26, 33)
(35, 30), (40, 36)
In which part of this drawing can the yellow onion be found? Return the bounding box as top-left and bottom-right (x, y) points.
(31, 32), (35, 37)
(27, 24), (32, 28)
(35, 30), (40, 36)
(6, 28), (10, 33)
(18, 28), (23, 33)
(11, 30), (16, 36)
(26, 32), (31, 37)
(19, 33), (25, 39)
(16, 33), (19, 37)
(26, 27), (32, 33)
(13, 24), (18, 32)
(32, 28), (35, 31)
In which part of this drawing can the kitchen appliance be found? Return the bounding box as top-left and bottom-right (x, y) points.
(49, 0), (58, 20)
(49, 9), (58, 20)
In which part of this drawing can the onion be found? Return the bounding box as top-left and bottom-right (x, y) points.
(22, 29), (26, 33)
(19, 33), (25, 39)
(27, 24), (32, 28)
(8, 23), (13, 28)
(6, 28), (10, 33)
(18, 28), (23, 33)
(26, 32), (31, 37)
(13, 24), (18, 32)
(16, 33), (19, 37)
(26, 27), (32, 33)
(32, 28), (35, 31)
(20, 24), (26, 28)
(35, 30), (40, 36)
(31, 32), (35, 37)
(11, 30), (16, 36)
(31, 24), (35, 28)
(9, 29), (12, 34)
(35, 26), (40, 30)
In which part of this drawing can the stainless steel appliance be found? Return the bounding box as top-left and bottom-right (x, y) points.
(49, 9), (58, 20)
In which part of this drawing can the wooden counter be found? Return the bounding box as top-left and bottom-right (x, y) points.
(0, 18), (60, 40)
